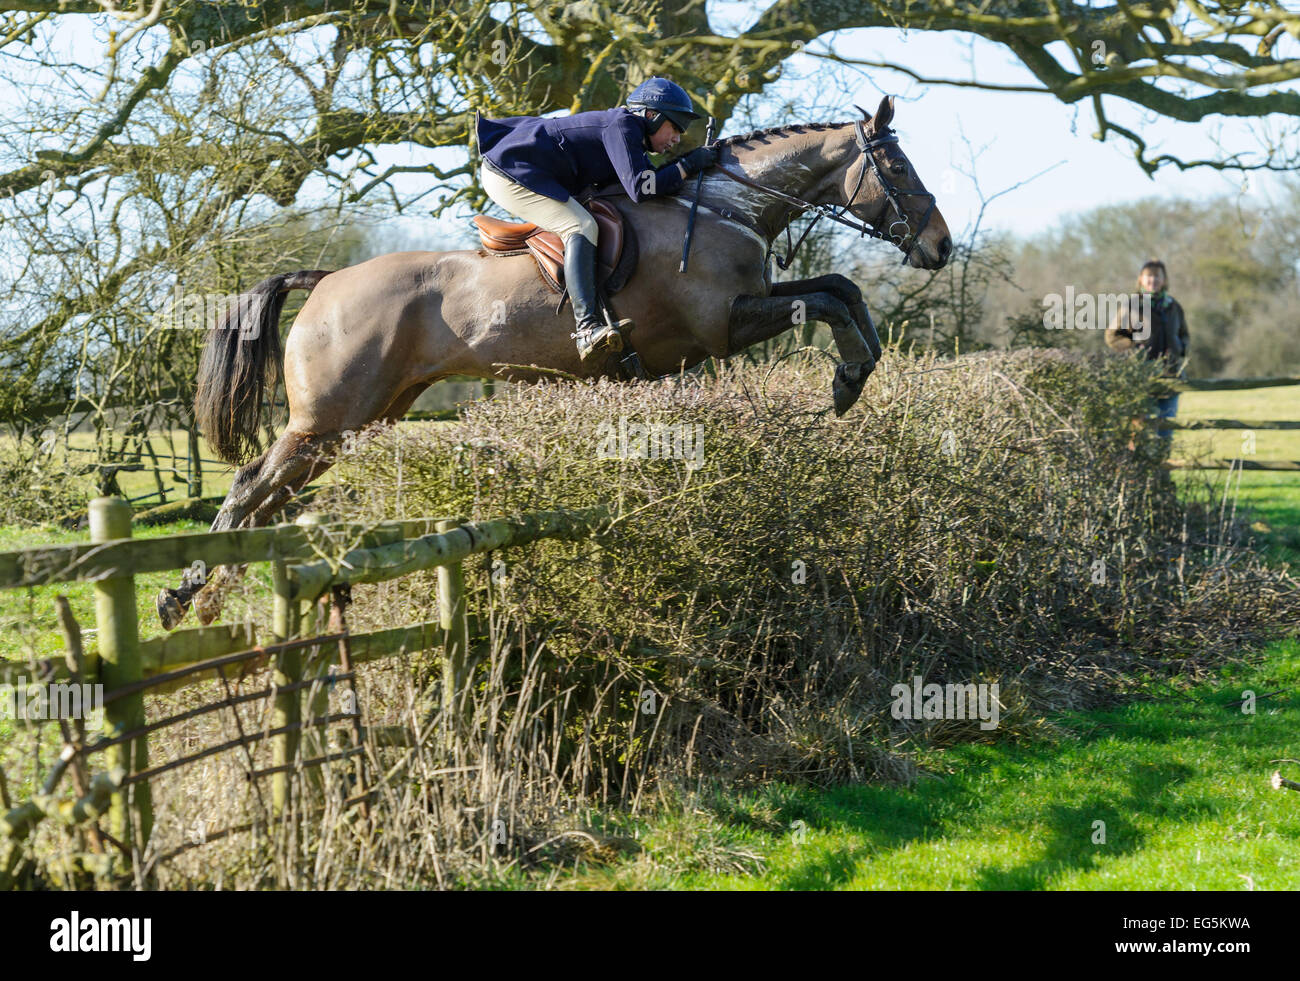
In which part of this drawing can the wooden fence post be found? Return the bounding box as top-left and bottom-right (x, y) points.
(437, 519), (471, 735)
(270, 558), (302, 816)
(295, 513), (336, 791)
(88, 496), (152, 852)
(185, 424), (203, 499)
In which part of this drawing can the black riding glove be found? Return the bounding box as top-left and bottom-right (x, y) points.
(678, 145), (719, 176)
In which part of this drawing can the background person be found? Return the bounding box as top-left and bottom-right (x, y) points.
(1105, 259), (1190, 440)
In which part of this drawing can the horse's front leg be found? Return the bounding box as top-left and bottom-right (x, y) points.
(727, 291), (873, 416)
(770, 274), (882, 363)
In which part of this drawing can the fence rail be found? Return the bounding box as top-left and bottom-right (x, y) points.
(0, 497), (609, 887)
(1159, 376), (1300, 472)
(1167, 376), (1300, 391)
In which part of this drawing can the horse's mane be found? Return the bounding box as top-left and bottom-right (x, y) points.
(714, 120), (854, 150)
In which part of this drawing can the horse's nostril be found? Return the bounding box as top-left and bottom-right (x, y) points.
(939, 235), (952, 260)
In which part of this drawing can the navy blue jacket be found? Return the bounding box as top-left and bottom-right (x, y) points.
(476, 107), (686, 204)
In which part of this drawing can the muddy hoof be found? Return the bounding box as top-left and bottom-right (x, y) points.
(156, 588), (186, 630)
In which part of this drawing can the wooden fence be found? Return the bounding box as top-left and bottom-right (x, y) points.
(1161, 376), (1300, 472)
(0, 497), (607, 887)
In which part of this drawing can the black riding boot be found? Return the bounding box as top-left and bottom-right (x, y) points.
(565, 234), (621, 362)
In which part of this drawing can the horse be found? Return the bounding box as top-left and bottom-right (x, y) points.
(156, 94), (951, 629)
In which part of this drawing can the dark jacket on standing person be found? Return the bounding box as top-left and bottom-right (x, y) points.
(1105, 291), (1190, 376)
(475, 107), (687, 204)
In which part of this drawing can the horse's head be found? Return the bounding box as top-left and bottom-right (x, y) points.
(838, 96), (951, 269)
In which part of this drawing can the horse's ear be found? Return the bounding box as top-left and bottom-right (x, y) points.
(854, 103), (871, 122)
(871, 95), (895, 134)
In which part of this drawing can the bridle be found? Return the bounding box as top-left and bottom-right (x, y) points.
(705, 120), (937, 268)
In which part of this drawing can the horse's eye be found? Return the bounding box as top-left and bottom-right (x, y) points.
(889, 159), (908, 176)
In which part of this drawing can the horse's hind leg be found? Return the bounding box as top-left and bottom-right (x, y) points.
(213, 450), (270, 532)
(189, 385), (433, 625)
(156, 429), (344, 628)
(192, 429), (347, 625)
(155, 451), (267, 629)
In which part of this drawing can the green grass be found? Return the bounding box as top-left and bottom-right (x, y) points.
(0, 428), (239, 504)
(1174, 382), (1300, 440)
(1172, 470), (1300, 565)
(521, 637), (1300, 890)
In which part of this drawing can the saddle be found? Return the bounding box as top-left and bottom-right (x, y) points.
(472, 198), (636, 296)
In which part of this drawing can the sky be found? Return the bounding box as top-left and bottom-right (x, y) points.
(6, 3), (1298, 251)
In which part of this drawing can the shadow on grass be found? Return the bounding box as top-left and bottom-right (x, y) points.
(765, 780), (969, 890)
(971, 760), (1195, 889)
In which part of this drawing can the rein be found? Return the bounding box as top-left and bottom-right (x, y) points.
(705, 122), (936, 269)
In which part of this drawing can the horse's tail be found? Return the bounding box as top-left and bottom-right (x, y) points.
(195, 270), (333, 465)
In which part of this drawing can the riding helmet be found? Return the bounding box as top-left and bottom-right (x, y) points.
(626, 77), (701, 134)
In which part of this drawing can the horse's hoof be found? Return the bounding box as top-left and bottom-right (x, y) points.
(193, 587), (222, 626)
(832, 362), (870, 417)
(193, 597), (219, 626)
(156, 588), (186, 631)
(832, 387), (854, 417)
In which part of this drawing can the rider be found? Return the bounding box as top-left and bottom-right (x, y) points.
(475, 77), (719, 361)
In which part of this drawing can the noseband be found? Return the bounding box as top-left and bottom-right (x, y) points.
(706, 121), (937, 268)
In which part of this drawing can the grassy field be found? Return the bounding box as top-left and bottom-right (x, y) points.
(1170, 383), (1300, 462)
(6, 415), (466, 507)
(4, 428), (237, 505)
